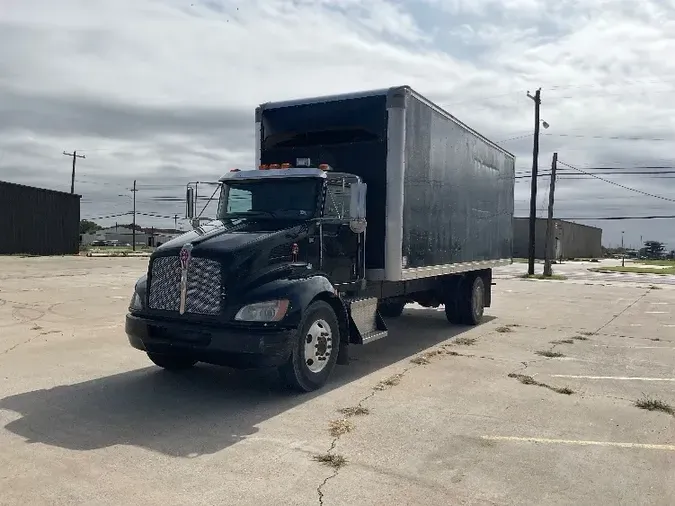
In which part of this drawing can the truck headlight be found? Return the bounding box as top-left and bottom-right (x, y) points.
(234, 300), (289, 322)
(129, 292), (143, 311)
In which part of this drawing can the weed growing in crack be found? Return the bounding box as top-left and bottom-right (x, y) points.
(648, 285), (661, 290)
(508, 373), (574, 395)
(495, 326), (513, 333)
(550, 339), (575, 345)
(536, 350), (565, 358)
(338, 406), (370, 417)
(650, 338), (661, 342)
(509, 373), (537, 385)
(580, 331), (595, 336)
(410, 349), (444, 365)
(313, 453), (347, 469)
(507, 323), (521, 327)
(374, 373), (404, 391)
(572, 335), (589, 341)
(328, 418), (354, 437)
(635, 396), (674, 416)
(454, 337), (478, 346)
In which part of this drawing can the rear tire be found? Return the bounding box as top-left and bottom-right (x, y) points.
(458, 275), (485, 325)
(378, 301), (405, 318)
(147, 352), (197, 370)
(279, 301), (339, 392)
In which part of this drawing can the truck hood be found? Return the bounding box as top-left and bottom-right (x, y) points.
(153, 220), (306, 257)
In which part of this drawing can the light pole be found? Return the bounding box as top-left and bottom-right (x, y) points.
(621, 231), (625, 267)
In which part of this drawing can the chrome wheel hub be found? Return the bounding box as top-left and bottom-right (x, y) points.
(304, 319), (333, 373)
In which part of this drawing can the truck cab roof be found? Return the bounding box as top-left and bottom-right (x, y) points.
(219, 167), (328, 182)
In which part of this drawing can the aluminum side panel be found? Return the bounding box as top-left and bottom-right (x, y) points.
(401, 95), (515, 272)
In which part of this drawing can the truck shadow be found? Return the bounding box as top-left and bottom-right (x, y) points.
(0, 309), (493, 458)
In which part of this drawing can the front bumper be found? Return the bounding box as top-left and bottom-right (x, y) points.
(125, 313), (296, 368)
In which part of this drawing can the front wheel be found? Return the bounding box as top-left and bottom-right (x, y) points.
(147, 352), (197, 370)
(279, 301), (339, 392)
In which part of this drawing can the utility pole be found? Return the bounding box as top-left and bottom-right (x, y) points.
(543, 153), (558, 277)
(63, 150), (86, 194)
(526, 88), (542, 275)
(621, 231), (625, 267)
(132, 180), (138, 252)
(174, 214), (178, 230)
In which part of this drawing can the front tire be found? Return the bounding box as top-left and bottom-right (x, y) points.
(147, 352), (197, 370)
(279, 301), (339, 392)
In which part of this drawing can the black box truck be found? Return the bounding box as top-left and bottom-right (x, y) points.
(125, 86), (515, 391)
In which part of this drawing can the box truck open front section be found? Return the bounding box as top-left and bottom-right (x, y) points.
(125, 86), (516, 391)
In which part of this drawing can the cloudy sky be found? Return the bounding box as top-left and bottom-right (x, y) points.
(1, 0), (675, 248)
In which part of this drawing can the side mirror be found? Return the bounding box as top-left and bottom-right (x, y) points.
(349, 182), (367, 220)
(186, 187), (195, 220)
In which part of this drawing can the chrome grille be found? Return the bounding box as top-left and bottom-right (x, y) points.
(148, 256), (222, 315)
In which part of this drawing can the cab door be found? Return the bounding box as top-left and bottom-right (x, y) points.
(321, 176), (362, 284)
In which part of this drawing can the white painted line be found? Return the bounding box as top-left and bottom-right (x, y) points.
(630, 324), (643, 327)
(651, 302), (669, 305)
(664, 324), (675, 328)
(481, 436), (675, 451)
(645, 311), (668, 314)
(551, 375), (675, 382)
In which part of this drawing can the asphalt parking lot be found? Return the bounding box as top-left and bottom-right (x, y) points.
(1, 257), (674, 506)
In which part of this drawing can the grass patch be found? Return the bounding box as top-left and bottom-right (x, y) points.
(572, 335), (589, 341)
(328, 418), (354, 437)
(535, 350), (565, 358)
(551, 339), (574, 345)
(520, 273), (568, 280)
(374, 373), (404, 391)
(313, 453), (347, 469)
(634, 396), (674, 416)
(495, 326), (513, 333)
(508, 373), (574, 395)
(589, 266), (675, 275)
(454, 337), (478, 346)
(338, 406), (370, 417)
(639, 259), (675, 267)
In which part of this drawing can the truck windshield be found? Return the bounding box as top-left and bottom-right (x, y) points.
(217, 178), (320, 221)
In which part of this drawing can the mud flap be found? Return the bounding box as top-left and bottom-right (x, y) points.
(348, 297), (388, 345)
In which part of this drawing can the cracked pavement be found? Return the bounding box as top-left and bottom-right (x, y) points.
(1, 256), (674, 505)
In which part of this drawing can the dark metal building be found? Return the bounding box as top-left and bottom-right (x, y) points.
(0, 181), (81, 255)
(513, 217), (602, 260)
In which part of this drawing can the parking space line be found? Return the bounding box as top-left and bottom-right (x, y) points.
(551, 375), (675, 381)
(481, 436), (675, 451)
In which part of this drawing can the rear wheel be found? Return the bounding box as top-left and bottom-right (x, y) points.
(444, 275), (485, 325)
(458, 276), (485, 325)
(378, 300), (405, 318)
(279, 301), (339, 392)
(147, 352), (197, 370)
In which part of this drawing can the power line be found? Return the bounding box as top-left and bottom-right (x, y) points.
(557, 160), (675, 203)
(557, 215), (675, 221)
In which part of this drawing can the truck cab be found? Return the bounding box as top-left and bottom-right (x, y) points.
(126, 162), (382, 392)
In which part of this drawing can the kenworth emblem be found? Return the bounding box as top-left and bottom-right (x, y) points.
(178, 243), (193, 314)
